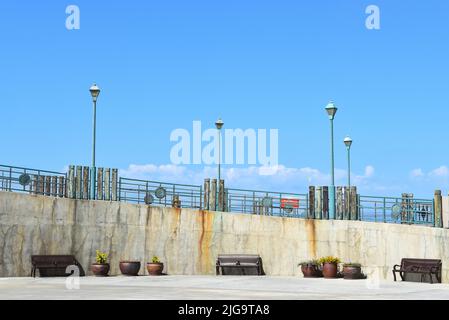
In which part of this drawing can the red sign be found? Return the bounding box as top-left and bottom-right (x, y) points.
(281, 198), (300, 209)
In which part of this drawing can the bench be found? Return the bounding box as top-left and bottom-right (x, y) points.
(31, 255), (85, 278)
(216, 254), (265, 276)
(393, 258), (442, 284)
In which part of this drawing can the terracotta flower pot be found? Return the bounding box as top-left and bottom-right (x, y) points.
(322, 263), (338, 279)
(343, 265), (362, 280)
(301, 265), (322, 278)
(119, 261), (141, 276)
(91, 263), (110, 277)
(146, 263), (164, 276)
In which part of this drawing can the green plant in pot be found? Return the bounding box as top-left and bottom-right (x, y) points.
(146, 256), (164, 276)
(343, 263), (364, 280)
(298, 260), (322, 278)
(319, 256), (341, 279)
(91, 250), (110, 277)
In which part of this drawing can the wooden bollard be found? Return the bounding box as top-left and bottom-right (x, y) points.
(58, 176), (65, 197)
(209, 179), (217, 211)
(82, 167), (89, 200)
(343, 187), (350, 220)
(75, 166), (82, 199)
(51, 176), (58, 196)
(104, 168), (111, 201)
(45, 176), (51, 196)
(336, 186), (344, 220)
(67, 165), (75, 198)
(218, 179), (225, 212)
(32, 175), (39, 195)
(97, 168), (104, 200)
(308, 186), (315, 219)
(322, 186), (329, 220)
(204, 179), (210, 210)
(172, 195), (181, 208)
(111, 169), (118, 201)
(434, 190), (443, 228)
(350, 187), (358, 220)
(315, 187), (322, 220)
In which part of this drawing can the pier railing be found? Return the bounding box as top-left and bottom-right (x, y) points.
(0, 164), (439, 228)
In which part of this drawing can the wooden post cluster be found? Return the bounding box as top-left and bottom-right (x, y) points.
(203, 178), (226, 212)
(66, 165), (118, 201)
(31, 174), (66, 197)
(308, 185), (358, 221)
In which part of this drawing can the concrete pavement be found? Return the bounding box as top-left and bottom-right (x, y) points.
(1, 276), (449, 300)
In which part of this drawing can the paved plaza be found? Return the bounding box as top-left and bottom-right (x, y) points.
(1, 276), (449, 300)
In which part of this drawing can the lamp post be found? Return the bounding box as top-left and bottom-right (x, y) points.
(344, 136), (353, 188)
(215, 118), (224, 182)
(215, 118), (224, 211)
(89, 83), (101, 200)
(325, 101), (338, 219)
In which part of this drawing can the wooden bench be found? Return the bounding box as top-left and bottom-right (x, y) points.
(216, 254), (265, 276)
(393, 258), (442, 284)
(31, 255), (85, 278)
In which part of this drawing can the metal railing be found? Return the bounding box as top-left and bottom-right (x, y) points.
(118, 177), (203, 209)
(225, 188), (308, 218)
(0, 164), (438, 228)
(0, 164), (67, 197)
(358, 195), (434, 226)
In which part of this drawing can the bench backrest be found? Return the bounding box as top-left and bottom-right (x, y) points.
(217, 254), (261, 264)
(31, 255), (77, 266)
(401, 258), (441, 270)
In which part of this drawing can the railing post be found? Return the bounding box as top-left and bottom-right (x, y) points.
(9, 167), (12, 191)
(434, 190), (443, 228)
(104, 168), (111, 201)
(308, 186), (315, 219)
(336, 186), (343, 220)
(383, 197), (386, 223)
(322, 186), (329, 220)
(315, 187), (322, 220)
(204, 179), (210, 210)
(111, 169), (118, 201)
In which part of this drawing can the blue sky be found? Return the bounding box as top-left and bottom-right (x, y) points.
(1, 0), (448, 198)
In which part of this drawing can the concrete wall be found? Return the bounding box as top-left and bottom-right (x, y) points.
(2, 191), (449, 282)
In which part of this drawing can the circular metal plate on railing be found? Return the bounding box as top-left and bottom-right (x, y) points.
(144, 193), (154, 205)
(155, 187), (167, 199)
(19, 174), (31, 186)
(391, 204), (401, 220)
(283, 207), (294, 214)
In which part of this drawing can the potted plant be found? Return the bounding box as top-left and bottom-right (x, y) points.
(119, 260), (141, 276)
(91, 250), (110, 277)
(343, 263), (363, 280)
(147, 256), (164, 276)
(319, 256), (341, 279)
(298, 260), (322, 278)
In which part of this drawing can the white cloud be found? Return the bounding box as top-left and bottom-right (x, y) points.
(410, 168), (424, 178)
(364, 165), (375, 178)
(119, 163), (376, 194)
(429, 166), (449, 178)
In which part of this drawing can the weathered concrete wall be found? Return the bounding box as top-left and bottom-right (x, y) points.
(2, 191), (449, 282)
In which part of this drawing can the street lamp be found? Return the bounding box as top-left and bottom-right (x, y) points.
(215, 118), (224, 183)
(344, 136), (353, 188)
(89, 83), (101, 200)
(325, 101), (338, 219)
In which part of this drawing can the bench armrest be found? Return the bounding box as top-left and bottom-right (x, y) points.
(393, 265), (402, 271)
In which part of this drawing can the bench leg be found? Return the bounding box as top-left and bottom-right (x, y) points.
(393, 271), (397, 282)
